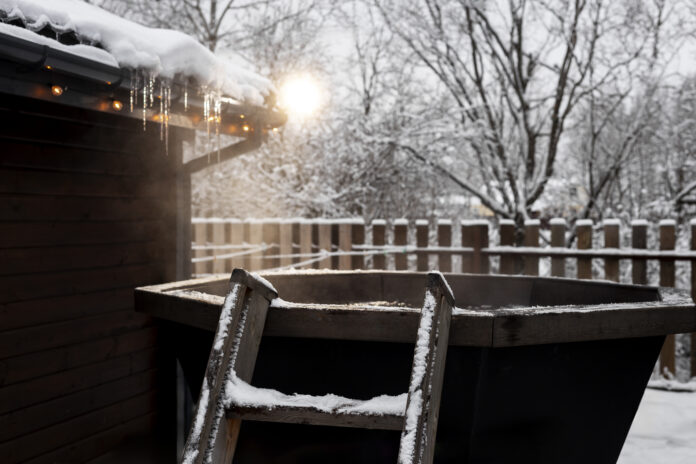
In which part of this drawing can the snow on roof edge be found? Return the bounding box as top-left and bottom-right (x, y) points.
(0, 0), (273, 105)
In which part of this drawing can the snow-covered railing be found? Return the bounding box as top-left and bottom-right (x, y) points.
(191, 216), (696, 380)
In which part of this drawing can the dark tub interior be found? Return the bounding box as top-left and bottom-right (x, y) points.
(194, 271), (662, 308)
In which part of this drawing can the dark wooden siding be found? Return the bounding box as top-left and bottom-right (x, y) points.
(0, 94), (190, 463)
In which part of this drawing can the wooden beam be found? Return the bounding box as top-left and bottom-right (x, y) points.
(228, 404), (403, 431)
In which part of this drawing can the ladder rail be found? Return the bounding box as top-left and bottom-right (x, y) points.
(398, 272), (454, 464)
(181, 269), (277, 464)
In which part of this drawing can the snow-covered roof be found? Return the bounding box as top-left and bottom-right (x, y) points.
(0, 0), (272, 105)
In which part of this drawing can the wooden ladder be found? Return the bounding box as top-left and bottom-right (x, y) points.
(181, 269), (455, 464)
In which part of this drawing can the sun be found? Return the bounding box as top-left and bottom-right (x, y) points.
(278, 74), (323, 119)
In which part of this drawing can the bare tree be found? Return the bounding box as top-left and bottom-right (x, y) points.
(373, 0), (678, 230)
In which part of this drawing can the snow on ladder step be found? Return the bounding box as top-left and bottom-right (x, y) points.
(226, 374), (407, 430)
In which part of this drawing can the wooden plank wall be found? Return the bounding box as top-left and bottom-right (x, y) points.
(0, 94), (188, 463)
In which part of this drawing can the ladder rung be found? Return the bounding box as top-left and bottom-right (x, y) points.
(226, 391), (406, 431)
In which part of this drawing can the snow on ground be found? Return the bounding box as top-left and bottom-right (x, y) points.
(618, 389), (696, 464)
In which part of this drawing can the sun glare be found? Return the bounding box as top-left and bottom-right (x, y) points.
(278, 74), (322, 119)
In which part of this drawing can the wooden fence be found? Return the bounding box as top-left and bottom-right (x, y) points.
(191, 217), (696, 379)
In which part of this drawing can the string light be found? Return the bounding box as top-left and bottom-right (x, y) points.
(50, 85), (64, 96)
(44, 65), (52, 70)
(242, 124), (250, 132)
(111, 100), (123, 111)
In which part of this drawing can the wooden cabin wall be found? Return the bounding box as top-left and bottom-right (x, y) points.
(0, 94), (191, 463)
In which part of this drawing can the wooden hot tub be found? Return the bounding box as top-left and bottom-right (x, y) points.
(135, 271), (696, 463)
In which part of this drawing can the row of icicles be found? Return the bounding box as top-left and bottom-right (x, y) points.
(128, 70), (223, 160)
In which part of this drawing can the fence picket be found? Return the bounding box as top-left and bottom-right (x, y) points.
(339, 221), (352, 270)
(351, 220), (365, 270)
(499, 219), (515, 274)
(372, 220), (386, 270)
(211, 221), (225, 274)
(632, 220), (648, 285)
(193, 220), (209, 275)
(416, 220), (429, 272)
(577, 220), (593, 279)
(299, 220), (313, 269)
(550, 218), (565, 277)
(604, 219), (620, 282)
(462, 220), (489, 274)
(438, 219), (452, 273)
(394, 219), (408, 271)
(318, 221), (332, 269)
(279, 221), (293, 268)
(248, 220), (263, 271)
(524, 220), (540, 276)
(229, 219), (244, 270)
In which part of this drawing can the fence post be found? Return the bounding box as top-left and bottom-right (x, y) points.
(659, 219), (677, 378)
(550, 218), (566, 277)
(462, 220), (489, 274)
(317, 220), (332, 269)
(338, 220), (353, 270)
(603, 219), (620, 282)
(372, 219), (386, 270)
(499, 219), (515, 274)
(691, 219), (696, 378)
(279, 220), (293, 269)
(576, 219), (593, 280)
(524, 219), (540, 276)
(299, 219), (313, 269)
(437, 219), (452, 273)
(631, 220), (648, 285)
(394, 219), (409, 271)
(351, 219), (365, 270)
(416, 220), (429, 272)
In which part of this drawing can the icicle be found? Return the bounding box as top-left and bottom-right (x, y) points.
(142, 75), (147, 131)
(129, 70), (134, 113)
(203, 89), (211, 163)
(149, 75), (154, 108)
(165, 86), (170, 156)
(215, 95), (221, 163)
(159, 82), (164, 141)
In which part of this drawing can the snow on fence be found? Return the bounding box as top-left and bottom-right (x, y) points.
(191, 217), (696, 379)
